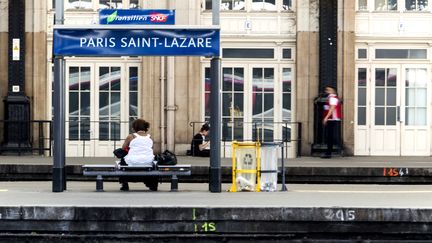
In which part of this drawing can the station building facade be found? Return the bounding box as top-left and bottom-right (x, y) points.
(0, 0), (432, 157)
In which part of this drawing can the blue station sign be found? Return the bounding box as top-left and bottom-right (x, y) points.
(53, 26), (220, 57)
(99, 9), (175, 25)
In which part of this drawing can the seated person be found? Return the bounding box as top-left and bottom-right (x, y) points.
(190, 123), (211, 157)
(119, 119), (158, 191)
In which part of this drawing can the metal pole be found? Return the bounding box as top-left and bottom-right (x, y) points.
(53, 0), (66, 192)
(209, 0), (221, 193)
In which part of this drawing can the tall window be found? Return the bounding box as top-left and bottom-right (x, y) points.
(252, 0), (277, 11)
(405, 0), (429, 11)
(252, 68), (274, 141)
(357, 68), (367, 125)
(99, 66), (121, 140)
(129, 67), (138, 122)
(375, 0), (397, 10)
(68, 67), (91, 140)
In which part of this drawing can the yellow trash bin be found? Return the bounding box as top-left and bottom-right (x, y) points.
(229, 141), (261, 192)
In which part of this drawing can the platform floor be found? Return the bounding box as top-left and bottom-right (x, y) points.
(1, 181), (432, 208)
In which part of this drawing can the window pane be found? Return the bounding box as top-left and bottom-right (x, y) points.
(222, 118), (232, 140)
(111, 92), (120, 116)
(358, 68), (367, 86)
(253, 93), (263, 115)
(233, 118), (243, 140)
(129, 92), (138, 117)
(282, 0), (292, 10)
(69, 92), (79, 115)
(80, 92), (90, 116)
(416, 88), (427, 107)
(129, 0), (139, 8)
(375, 69), (385, 86)
(69, 67), (79, 90)
(205, 0), (212, 9)
(282, 49), (292, 59)
(386, 107), (396, 125)
(387, 68), (397, 87)
(233, 68), (244, 91)
(223, 68), (233, 91)
(111, 121), (121, 140)
(416, 108), (427, 125)
(223, 48), (274, 58)
(69, 118), (78, 140)
(406, 107), (416, 125)
(375, 88), (385, 106)
(376, 49), (426, 59)
(386, 88), (396, 106)
(283, 93), (291, 120)
(234, 93), (244, 116)
(67, 0), (92, 10)
(358, 0), (367, 10)
(406, 88), (415, 106)
(375, 107), (385, 125)
(100, 92), (109, 116)
(80, 118), (90, 140)
(205, 68), (211, 92)
(129, 67), (138, 91)
(99, 67), (110, 91)
(282, 68), (291, 92)
(253, 68), (263, 91)
(222, 93), (231, 116)
(99, 121), (109, 140)
(358, 88), (366, 106)
(358, 48), (367, 59)
(263, 93), (274, 115)
(80, 67), (91, 90)
(111, 67), (121, 90)
(358, 107), (366, 125)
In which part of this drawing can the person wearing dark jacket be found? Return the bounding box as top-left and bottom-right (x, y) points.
(190, 123), (210, 157)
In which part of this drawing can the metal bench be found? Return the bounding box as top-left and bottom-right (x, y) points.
(82, 164), (191, 192)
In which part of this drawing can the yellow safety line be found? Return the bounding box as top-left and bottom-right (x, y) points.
(0, 189), (8, 192)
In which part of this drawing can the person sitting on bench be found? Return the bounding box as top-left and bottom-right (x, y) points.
(119, 119), (158, 191)
(190, 123), (210, 157)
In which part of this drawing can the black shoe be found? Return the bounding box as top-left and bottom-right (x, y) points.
(120, 183), (129, 191)
(321, 154), (331, 159)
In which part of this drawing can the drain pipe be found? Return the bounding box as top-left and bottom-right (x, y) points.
(160, 57), (166, 152)
(166, 0), (176, 152)
(166, 57), (175, 152)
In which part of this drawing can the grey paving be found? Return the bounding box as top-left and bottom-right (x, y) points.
(1, 181), (432, 208)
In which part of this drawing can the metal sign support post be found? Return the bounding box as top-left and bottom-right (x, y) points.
(53, 0), (66, 192)
(209, 0), (222, 192)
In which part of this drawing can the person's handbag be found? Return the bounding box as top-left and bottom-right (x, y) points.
(155, 150), (177, 165)
(113, 148), (128, 159)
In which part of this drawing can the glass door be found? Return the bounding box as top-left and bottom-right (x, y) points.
(370, 65), (401, 155)
(401, 66), (430, 155)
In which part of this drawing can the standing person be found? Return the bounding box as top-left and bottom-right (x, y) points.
(190, 123), (210, 157)
(119, 119), (157, 191)
(321, 86), (342, 159)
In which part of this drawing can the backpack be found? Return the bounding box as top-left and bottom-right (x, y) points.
(155, 150), (177, 165)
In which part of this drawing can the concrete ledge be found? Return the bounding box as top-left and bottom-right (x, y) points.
(0, 206), (432, 238)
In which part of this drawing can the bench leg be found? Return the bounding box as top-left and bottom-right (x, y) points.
(170, 175), (178, 192)
(96, 175), (104, 192)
